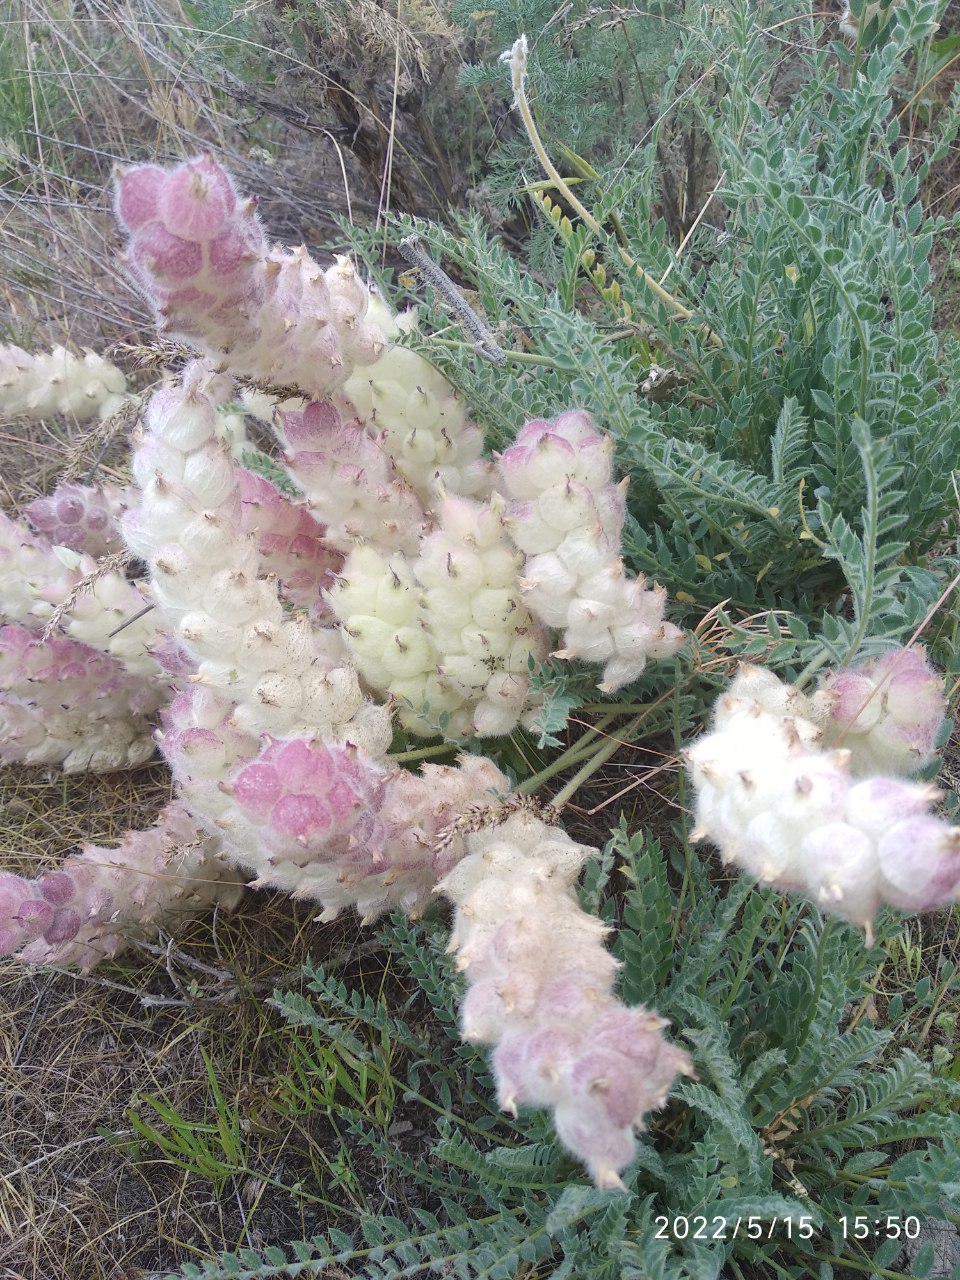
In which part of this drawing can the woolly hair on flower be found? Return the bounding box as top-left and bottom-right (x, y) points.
(819, 646), (945, 778)
(722, 650), (948, 779)
(25, 482), (129, 558)
(276, 399), (425, 556)
(121, 357), (517, 922)
(0, 509), (161, 678)
(114, 155), (385, 400)
(498, 410), (684, 691)
(329, 494), (549, 739)
(235, 466), (343, 621)
(340, 293), (493, 503)
(0, 344), (127, 422)
(415, 493), (549, 737)
(0, 800), (244, 971)
(0, 624), (162, 772)
(0, 510), (92, 630)
(686, 662), (960, 935)
(160, 683), (512, 923)
(121, 359), (391, 750)
(437, 807), (693, 1190)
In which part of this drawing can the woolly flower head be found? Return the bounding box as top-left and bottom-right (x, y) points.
(26, 482), (127, 557)
(225, 736), (388, 865)
(341, 293), (492, 502)
(498, 409), (684, 691)
(437, 809), (693, 1189)
(0, 345), (127, 422)
(0, 801), (243, 970)
(115, 156), (385, 399)
(687, 663), (960, 934)
(0, 624), (160, 772)
(820, 646), (945, 777)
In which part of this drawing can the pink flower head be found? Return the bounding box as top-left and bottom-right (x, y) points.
(116, 157), (385, 398)
(227, 735), (388, 861)
(0, 873), (46, 954)
(282, 401), (365, 457)
(499, 410), (613, 500)
(156, 155), (237, 239)
(876, 819), (960, 912)
(115, 156), (267, 346)
(0, 867), (87, 956)
(822, 646), (945, 776)
(115, 164), (165, 230)
(237, 466), (343, 616)
(26, 483), (125, 557)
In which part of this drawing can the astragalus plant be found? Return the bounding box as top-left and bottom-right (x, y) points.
(1, 0), (959, 1275)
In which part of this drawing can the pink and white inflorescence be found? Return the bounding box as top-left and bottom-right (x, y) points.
(437, 809), (693, 1190)
(0, 344), (127, 422)
(687, 661), (960, 933)
(25, 482), (129, 557)
(340, 293), (493, 503)
(0, 624), (161, 771)
(498, 410), (684, 691)
(0, 800), (244, 971)
(115, 154), (385, 400)
(160, 683), (511, 922)
(236, 466), (343, 621)
(820, 646), (945, 777)
(277, 399), (425, 556)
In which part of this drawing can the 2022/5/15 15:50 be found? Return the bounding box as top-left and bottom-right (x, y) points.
(653, 1215), (922, 1240)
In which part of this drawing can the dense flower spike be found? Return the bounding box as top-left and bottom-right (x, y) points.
(376, 755), (509, 920)
(0, 509), (86, 625)
(725, 650), (947, 778)
(437, 809), (693, 1189)
(499, 410), (684, 691)
(0, 510), (161, 676)
(277, 399), (425, 555)
(25, 482), (129, 557)
(123, 360), (391, 751)
(222, 734), (390, 880)
(341, 294), (492, 503)
(0, 345), (127, 422)
(328, 542), (456, 733)
(161, 684), (510, 922)
(115, 155), (385, 400)
(415, 494), (548, 737)
(236, 467), (343, 620)
(820, 647), (945, 777)
(0, 801), (244, 970)
(0, 624), (162, 771)
(329, 495), (548, 738)
(686, 664), (960, 933)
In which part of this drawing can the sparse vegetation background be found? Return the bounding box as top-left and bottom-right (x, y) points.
(1, 2), (960, 1279)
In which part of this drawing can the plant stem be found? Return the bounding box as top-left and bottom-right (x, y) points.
(390, 741), (459, 763)
(501, 36), (722, 346)
(516, 712), (622, 794)
(549, 713), (646, 809)
(672, 680), (695, 921)
(421, 335), (562, 368)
